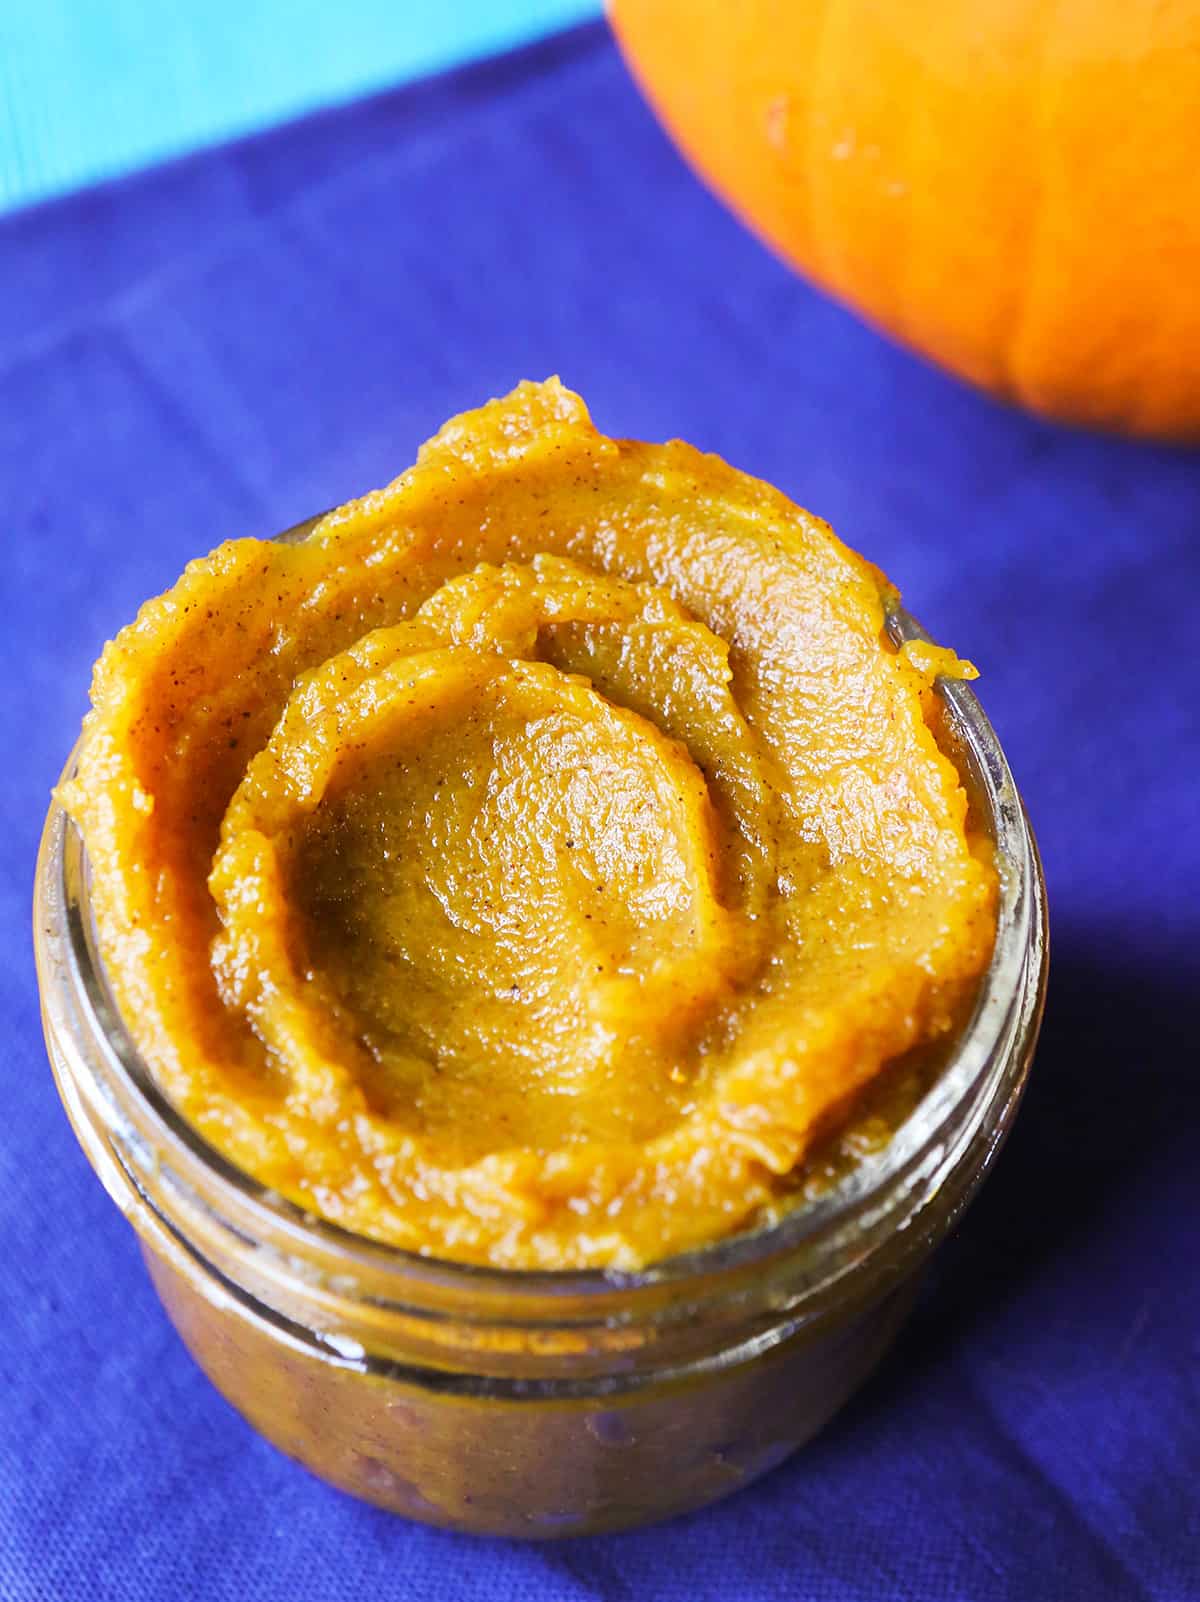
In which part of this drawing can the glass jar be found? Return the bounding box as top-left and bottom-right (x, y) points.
(34, 560), (1046, 1538)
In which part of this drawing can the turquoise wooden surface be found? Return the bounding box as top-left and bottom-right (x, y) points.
(0, 1), (600, 213)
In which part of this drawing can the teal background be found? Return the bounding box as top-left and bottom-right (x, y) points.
(0, 1), (601, 212)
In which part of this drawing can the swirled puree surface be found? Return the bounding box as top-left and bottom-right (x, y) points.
(63, 381), (996, 1269)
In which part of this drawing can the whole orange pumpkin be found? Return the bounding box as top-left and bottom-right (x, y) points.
(609, 0), (1200, 440)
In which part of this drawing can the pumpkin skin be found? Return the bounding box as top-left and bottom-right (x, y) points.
(609, 0), (1200, 441)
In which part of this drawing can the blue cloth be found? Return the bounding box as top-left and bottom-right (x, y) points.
(3, 22), (1198, 1601)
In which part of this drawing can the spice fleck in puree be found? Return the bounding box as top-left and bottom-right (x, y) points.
(61, 380), (996, 1271)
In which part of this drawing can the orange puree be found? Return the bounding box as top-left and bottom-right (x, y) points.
(61, 380), (995, 1269)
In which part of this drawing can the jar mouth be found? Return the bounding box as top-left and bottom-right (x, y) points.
(36, 514), (1046, 1308)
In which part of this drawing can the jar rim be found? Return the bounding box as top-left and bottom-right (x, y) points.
(35, 522), (1046, 1309)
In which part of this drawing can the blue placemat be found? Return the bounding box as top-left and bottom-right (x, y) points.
(3, 21), (1198, 1601)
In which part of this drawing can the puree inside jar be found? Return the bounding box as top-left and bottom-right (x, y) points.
(61, 380), (996, 1269)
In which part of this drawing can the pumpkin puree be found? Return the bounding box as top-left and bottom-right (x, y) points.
(61, 380), (995, 1269)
